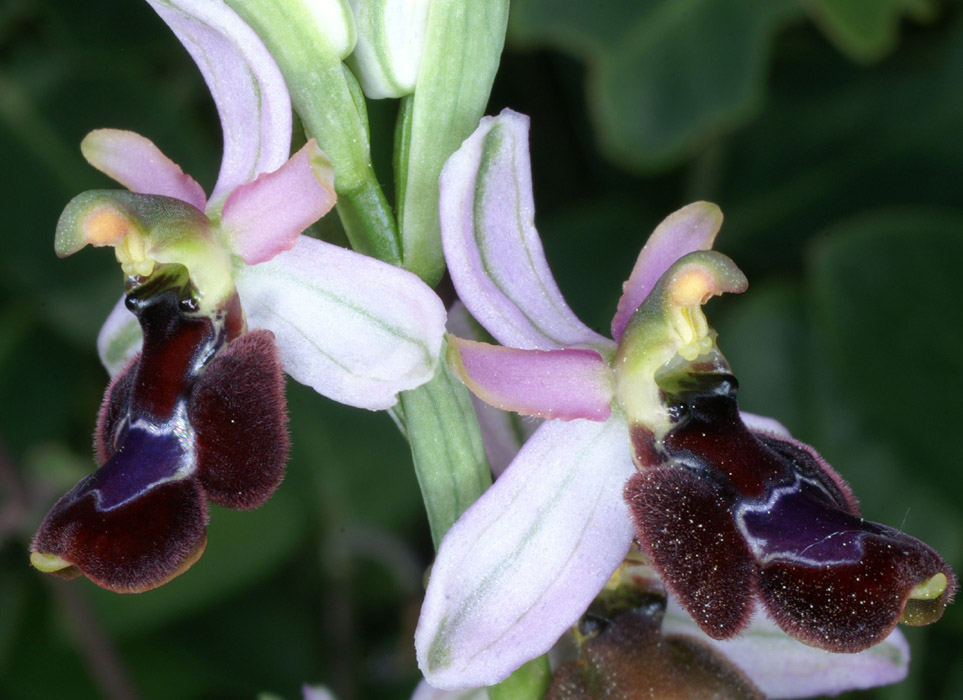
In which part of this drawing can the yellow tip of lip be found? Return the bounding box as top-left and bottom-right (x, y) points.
(30, 552), (73, 573)
(908, 572), (948, 601)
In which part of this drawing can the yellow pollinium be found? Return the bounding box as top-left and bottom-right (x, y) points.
(908, 572), (948, 601)
(615, 250), (746, 432)
(83, 205), (133, 247)
(669, 267), (716, 361)
(30, 551), (73, 573)
(669, 265), (718, 308)
(83, 206), (156, 277)
(115, 233), (156, 278)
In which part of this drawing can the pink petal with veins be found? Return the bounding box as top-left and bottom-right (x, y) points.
(449, 337), (613, 421)
(146, 0), (292, 205)
(221, 140), (337, 264)
(440, 109), (613, 354)
(611, 201), (723, 341)
(81, 130), (206, 210)
(416, 417), (636, 689)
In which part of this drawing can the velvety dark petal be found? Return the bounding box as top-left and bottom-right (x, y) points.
(31, 476), (208, 593)
(189, 329), (289, 509)
(746, 483), (957, 651)
(94, 352), (139, 465)
(658, 375), (791, 501)
(547, 598), (763, 700)
(624, 468), (757, 639)
(652, 363), (957, 651)
(126, 273), (218, 421)
(755, 433), (859, 515)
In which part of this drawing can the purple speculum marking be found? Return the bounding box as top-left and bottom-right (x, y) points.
(30, 261), (291, 592)
(77, 266), (216, 511)
(80, 419), (195, 511)
(736, 475), (866, 567)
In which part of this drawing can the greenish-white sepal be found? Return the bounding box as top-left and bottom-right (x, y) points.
(234, 235), (446, 410)
(98, 296), (143, 377)
(662, 600), (910, 698)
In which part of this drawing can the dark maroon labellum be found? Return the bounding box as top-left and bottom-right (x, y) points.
(624, 366), (957, 652)
(31, 264), (288, 592)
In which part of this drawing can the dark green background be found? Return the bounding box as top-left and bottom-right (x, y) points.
(1, 0), (961, 698)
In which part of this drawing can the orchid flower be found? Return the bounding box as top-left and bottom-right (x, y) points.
(414, 109), (955, 690)
(435, 308), (913, 700)
(29, 0), (445, 593)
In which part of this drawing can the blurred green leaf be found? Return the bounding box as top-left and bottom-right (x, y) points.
(720, 10), (963, 272)
(808, 0), (937, 62)
(0, 562), (27, 675)
(5, 0), (963, 697)
(509, 0), (801, 171)
(713, 281), (814, 435)
(808, 208), (963, 477)
(288, 383), (423, 534)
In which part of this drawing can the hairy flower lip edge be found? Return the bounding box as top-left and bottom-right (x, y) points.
(661, 597), (911, 699)
(625, 365), (958, 655)
(34, 0), (452, 595)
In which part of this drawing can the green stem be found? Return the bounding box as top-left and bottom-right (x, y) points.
(231, 0), (495, 559)
(225, 0), (401, 265)
(395, 0), (510, 284)
(399, 338), (492, 547)
(487, 655), (552, 700)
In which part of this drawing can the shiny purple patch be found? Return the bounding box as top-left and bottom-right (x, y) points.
(625, 370), (956, 652)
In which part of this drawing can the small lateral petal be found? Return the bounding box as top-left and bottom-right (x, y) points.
(415, 418), (636, 689)
(611, 201), (723, 341)
(146, 0), (292, 204)
(448, 336), (613, 421)
(234, 236), (446, 410)
(440, 109), (613, 353)
(446, 302), (540, 477)
(221, 140), (337, 264)
(81, 129), (207, 210)
(662, 601), (910, 699)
